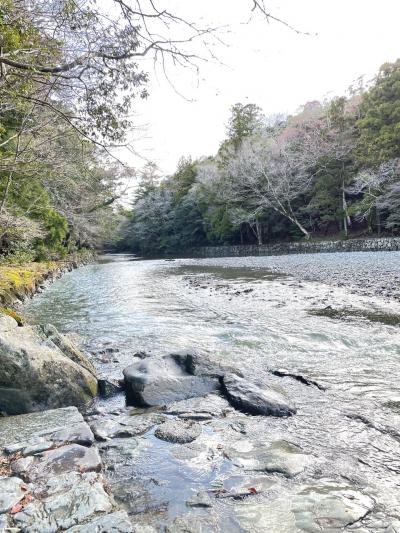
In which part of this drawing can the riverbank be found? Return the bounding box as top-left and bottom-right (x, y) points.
(0, 251), (96, 309)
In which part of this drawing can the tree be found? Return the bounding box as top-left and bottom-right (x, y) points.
(356, 59), (400, 166)
(225, 131), (313, 239)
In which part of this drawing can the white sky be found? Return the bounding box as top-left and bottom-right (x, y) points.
(123, 0), (400, 176)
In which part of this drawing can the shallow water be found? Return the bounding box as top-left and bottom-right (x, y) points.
(22, 252), (400, 531)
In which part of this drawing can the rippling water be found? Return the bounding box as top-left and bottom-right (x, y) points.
(22, 252), (400, 531)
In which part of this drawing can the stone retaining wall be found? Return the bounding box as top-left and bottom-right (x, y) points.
(186, 237), (400, 258)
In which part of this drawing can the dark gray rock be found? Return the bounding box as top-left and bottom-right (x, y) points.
(98, 378), (124, 398)
(123, 354), (219, 407)
(171, 351), (228, 378)
(154, 419), (202, 444)
(220, 373), (296, 416)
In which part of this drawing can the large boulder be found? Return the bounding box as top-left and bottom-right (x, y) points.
(0, 316), (97, 415)
(220, 373), (296, 417)
(123, 354), (219, 407)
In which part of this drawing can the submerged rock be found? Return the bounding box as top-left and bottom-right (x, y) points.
(155, 419), (202, 444)
(166, 512), (218, 533)
(186, 491), (213, 508)
(292, 483), (375, 532)
(224, 440), (311, 477)
(0, 316), (97, 415)
(123, 354), (219, 407)
(90, 413), (163, 441)
(220, 373), (296, 417)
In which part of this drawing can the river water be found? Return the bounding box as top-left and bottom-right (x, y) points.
(22, 252), (400, 532)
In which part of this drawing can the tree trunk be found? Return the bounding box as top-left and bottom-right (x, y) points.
(255, 219), (263, 245)
(376, 208), (381, 235)
(342, 177), (351, 238)
(292, 217), (310, 239)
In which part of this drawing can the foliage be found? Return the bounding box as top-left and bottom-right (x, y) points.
(121, 58), (400, 255)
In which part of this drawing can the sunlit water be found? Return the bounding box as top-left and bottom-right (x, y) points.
(22, 252), (400, 531)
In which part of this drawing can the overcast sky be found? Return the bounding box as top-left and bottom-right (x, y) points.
(124, 0), (400, 176)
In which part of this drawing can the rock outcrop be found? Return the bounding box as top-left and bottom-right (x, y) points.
(0, 315), (97, 415)
(123, 353), (219, 407)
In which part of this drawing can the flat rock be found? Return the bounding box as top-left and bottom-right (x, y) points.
(14, 472), (112, 532)
(5, 422), (95, 457)
(0, 406), (84, 449)
(165, 393), (231, 420)
(292, 483), (375, 532)
(90, 414), (163, 441)
(65, 510), (133, 532)
(220, 373), (296, 416)
(123, 354), (219, 407)
(224, 440), (311, 477)
(154, 419), (202, 444)
(12, 443), (101, 481)
(0, 476), (26, 513)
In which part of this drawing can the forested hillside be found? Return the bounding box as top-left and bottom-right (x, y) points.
(122, 59), (400, 256)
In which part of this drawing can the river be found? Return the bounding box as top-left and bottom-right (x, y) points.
(22, 252), (400, 532)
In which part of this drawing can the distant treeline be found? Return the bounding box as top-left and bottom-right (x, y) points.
(120, 59), (400, 256)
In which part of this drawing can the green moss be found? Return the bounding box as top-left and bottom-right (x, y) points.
(0, 307), (24, 326)
(0, 262), (57, 305)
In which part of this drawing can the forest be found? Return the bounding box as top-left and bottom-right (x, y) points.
(2, 1), (400, 261)
(121, 59), (400, 256)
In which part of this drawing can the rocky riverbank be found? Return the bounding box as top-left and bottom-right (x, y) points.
(0, 406), (132, 531)
(0, 253), (95, 309)
(83, 349), (391, 532)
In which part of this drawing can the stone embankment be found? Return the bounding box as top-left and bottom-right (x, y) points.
(188, 236), (400, 258)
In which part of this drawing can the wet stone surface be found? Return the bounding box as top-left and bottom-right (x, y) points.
(0, 407), (130, 532)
